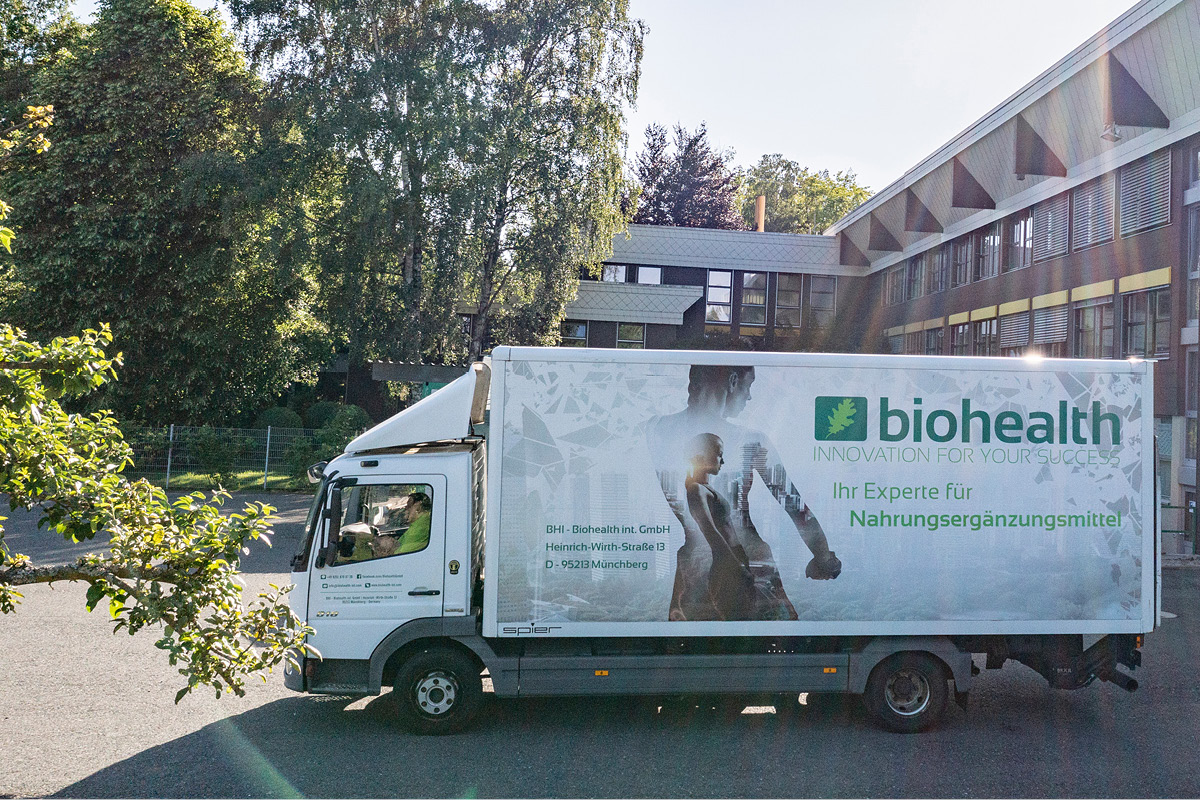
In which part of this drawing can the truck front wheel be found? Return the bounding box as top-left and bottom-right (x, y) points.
(393, 648), (483, 735)
(864, 652), (948, 733)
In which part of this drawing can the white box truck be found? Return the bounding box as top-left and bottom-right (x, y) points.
(284, 347), (1157, 733)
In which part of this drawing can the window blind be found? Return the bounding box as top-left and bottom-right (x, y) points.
(1119, 149), (1171, 237)
(1073, 174), (1115, 250)
(999, 312), (1030, 349)
(1032, 305), (1069, 344)
(1033, 193), (1069, 262)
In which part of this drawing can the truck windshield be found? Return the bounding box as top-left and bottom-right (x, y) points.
(292, 477), (328, 572)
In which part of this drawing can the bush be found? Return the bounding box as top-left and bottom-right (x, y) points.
(254, 406), (304, 429)
(188, 426), (248, 486)
(284, 405), (372, 480)
(318, 405), (372, 450)
(304, 400), (343, 430)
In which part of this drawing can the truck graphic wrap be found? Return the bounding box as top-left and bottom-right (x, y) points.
(487, 353), (1153, 637)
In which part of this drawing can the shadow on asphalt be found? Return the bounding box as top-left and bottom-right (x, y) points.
(49, 692), (873, 799)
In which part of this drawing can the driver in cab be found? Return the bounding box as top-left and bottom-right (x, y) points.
(342, 492), (433, 561)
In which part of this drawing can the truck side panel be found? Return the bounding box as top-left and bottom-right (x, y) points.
(483, 348), (1156, 639)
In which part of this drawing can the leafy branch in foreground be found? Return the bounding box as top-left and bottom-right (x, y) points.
(0, 323), (315, 701)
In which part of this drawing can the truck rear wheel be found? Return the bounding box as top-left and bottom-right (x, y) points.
(393, 648), (483, 735)
(864, 652), (948, 733)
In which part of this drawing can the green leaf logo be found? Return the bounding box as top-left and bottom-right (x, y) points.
(814, 396), (868, 441)
(826, 398), (857, 437)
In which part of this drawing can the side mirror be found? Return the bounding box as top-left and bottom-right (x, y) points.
(307, 461), (328, 484)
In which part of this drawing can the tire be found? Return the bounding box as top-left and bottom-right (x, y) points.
(393, 647), (483, 735)
(863, 652), (948, 733)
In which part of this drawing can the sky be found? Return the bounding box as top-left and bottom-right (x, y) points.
(73, 0), (1137, 192)
(625, 0), (1137, 191)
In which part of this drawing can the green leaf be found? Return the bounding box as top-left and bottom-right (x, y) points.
(826, 398), (857, 437)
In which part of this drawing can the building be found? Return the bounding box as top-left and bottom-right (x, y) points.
(567, 0), (1200, 520)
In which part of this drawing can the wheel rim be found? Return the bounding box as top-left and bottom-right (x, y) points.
(884, 668), (931, 716)
(415, 670), (459, 716)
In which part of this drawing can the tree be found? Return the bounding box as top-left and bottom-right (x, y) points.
(631, 122), (744, 230)
(3, 0), (321, 425)
(738, 154), (871, 234)
(230, 0), (644, 366)
(0, 0), (82, 116)
(0, 324), (312, 701)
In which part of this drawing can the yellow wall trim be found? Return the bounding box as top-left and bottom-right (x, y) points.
(904, 321), (923, 334)
(970, 305), (997, 321)
(1118, 267), (1171, 293)
(998, 298), (1030, 316)
(1032, 290), (1069, 310)
(948, 311), (969, 325)
(740, 327), (765, 336)
(923, 317), (944, 330)
(1071, 279), (1114, 302)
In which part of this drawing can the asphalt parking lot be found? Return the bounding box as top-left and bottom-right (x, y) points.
(2, 492), (1198, 798)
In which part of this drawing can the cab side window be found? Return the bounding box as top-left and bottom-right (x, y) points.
(331, 483), (434, 565)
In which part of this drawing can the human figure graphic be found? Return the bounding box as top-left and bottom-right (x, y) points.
(647, 364), (841, 621)
(685, 433), (757, 619)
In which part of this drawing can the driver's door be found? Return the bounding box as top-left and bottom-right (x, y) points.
(307, 475), (447, 660)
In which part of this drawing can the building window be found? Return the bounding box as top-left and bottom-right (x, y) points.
(741, 272), (767, 325)
(601, 264), (627, 282)
(906, 254), (925, 300)
(1032, 192), (1070, 263)
(998, 311), (1030, 356)
(884, 264), (905, 306)
(616, 323), (645, 349)
(1004, 210), (1033, 272)
(809, 275), (836, 328)
(560, 320), (588, 346)
(636, 266), (661, 285)
(1073, 174), (1115, 251)
(950, 236), (973, 287)
(1031, 305), (1069, 358)
(972, 319), (997, 356)
(775, 274), (802, 328)
(1187, 350), (1197, 461)
(924, 327), (944, 355)
(706, 270), (732, 322)
(888, 334), (904, 354)
(1123, 287), (1171, 358)
(1073, 299), (1114, 358)
(1119, 149), (1171, 237)
(975, 223), (1001, 281)
(950, 322), (970, 355)
(1189, 206), (1200, 322)
(460, 315), (473, 337)
(925, 246), (948, 294)
(905, 331), (923, 355)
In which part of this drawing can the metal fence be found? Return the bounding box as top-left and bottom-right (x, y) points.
(122, 425), (325, 491)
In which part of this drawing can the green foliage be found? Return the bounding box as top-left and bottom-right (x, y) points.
(0, 324), (313, 699)
(230, 0), (644, 364)
(302, 400), (342, 430)
(282, 403), (369, 480)
(3, 0), (324, 425)
(738, 154), (871, 234)
(187, 425), (250, 486)
(319, 405), (371, 447)
(631, 123), (743, 230)
(253, 406), (303, 430)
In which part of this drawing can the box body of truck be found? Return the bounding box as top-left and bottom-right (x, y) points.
(286, 347), (1156, 733)
(485, 348), (1156, 637)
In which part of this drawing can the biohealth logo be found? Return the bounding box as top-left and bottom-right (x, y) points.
(814, 396), (869, 441)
